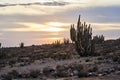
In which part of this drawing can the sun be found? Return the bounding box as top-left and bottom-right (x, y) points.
(44, 22), (69, 32)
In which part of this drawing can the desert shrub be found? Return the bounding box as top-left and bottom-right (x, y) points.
(56, 71), (69, 77)
(52, 40), (61, 47)
(72, 64), (84, 71)
(88, 65), (98, 72)
(93, 35), (104, 44)
(113, 56), (119, 62)
(63, 38), (70, 44)
(111, 53), (120, 63)
(51, 53), (71, 60)
(29, 70), (41, 78)
(97, 57), (104, 60)
(1, 74), (13, 80)
(56, 65), (69, 77)
(85, 59), (91, 62)
(19, 73), (30, 78)
(9, 60), (16, 67)
(78, 71), (88, 77)
(43, 67), (54, 77)
(1, 70), (19, 80)
(20, 42), (24, 48)
(113, 66), (120, 71)
(0, 53), (6, 59)
(59, 54), (71, 60)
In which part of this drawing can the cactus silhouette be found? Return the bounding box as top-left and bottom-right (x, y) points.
(93, 35), (105, 44)
(20, 42), (24, 48)
(70, 24), (76, 43)
(0, 43), (1, 48)
(70, 15), (95, 56)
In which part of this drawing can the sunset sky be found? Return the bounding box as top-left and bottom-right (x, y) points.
(0, 0), (120, 47)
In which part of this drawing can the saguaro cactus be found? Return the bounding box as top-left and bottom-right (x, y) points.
(70, 15), (95, 56)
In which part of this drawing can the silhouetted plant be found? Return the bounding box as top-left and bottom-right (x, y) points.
(52, 40), (61, 47)
(0, 43), (2, 54)
(93, 35), (104, 44)
(20, 42), (24, 48)
(1, 70), (19, 80)
(70, 25), (76, 43)
(63, 38), (70, 44)
(70, 15), (95, 57)
(29, 70), (41, 78)
(88, 65), (98, 72)
(0, 43), (1, 48)
(78, 71), (88, 77)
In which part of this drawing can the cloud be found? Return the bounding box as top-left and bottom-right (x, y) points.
(0, 22), (28, 30)
(1, 22), (69, 32)
(0, 4), (75, 15)
(0, 0), (120, 46)
(0, 33), (2, 36)
(0, 1), (69, 8)
(64, 6), (120, 23)
(1, 0), (119, 16)
(92, 23), (120, 31)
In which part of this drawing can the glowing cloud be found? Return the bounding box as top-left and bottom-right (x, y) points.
(1, 22), (69, 32)
(47, 22), (69, 27)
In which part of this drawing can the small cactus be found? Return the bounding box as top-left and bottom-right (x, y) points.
(20, 42), (24, 48)
(0, 43), (1, 48)
(63, 38), (70, 44)
(93, 35), (105, 44)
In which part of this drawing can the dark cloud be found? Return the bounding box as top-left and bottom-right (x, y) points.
(0, 1), (69, 7)
(42, 1), (69, 6)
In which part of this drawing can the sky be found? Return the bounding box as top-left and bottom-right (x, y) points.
(0, 0), (120, 47)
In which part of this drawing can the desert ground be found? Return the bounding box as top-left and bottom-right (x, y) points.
(0, 39), (120, 80)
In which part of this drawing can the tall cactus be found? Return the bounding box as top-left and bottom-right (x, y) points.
(70, 15), (95, 56)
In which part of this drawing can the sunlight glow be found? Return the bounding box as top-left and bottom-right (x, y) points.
(1, 22), (68, 32)
(47, 22), (69, 27)
(41, 27), (66, 32)
(36, 37), (63, 44)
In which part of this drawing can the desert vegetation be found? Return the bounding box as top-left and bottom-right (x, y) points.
(70, 15), (95, 57)
(0, 15), (120, 80)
